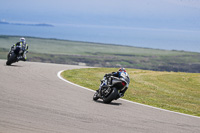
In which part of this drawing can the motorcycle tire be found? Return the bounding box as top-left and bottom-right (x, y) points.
(6, 53), (16, 65)
(103, 87), (118, 104)
(93, 91), (99, 101)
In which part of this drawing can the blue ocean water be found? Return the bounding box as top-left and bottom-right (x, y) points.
(0, 24), (199, 53)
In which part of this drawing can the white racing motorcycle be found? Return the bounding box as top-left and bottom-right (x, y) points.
(93, 72), (130, 103)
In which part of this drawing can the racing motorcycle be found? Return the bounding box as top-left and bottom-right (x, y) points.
(6, 45), (24, 65)
(93, 72), (130, 103)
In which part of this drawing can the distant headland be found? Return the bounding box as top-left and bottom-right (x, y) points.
(0, 20), (54, 27)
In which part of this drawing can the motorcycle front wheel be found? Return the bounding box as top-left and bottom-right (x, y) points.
(93, 91), (99, 101)
(6, 53), (16, 65)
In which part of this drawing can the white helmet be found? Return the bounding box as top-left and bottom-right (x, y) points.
(20, 37), (26, 43)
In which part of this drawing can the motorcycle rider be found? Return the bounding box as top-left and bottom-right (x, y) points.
(98, 68), (129, 99)
(10, 37), (28, 61)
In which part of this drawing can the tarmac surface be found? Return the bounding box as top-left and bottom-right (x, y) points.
(0, 60), (200, 133)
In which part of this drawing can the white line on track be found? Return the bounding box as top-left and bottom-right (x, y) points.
(57, 70), (200, 119)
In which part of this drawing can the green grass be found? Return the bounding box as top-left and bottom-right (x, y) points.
(0, 35), (198, 56)
(61, 68), (200, 117)
(0, 35), (200, 73)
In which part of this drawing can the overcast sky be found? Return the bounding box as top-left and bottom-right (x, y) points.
(1, 0), (200, 30)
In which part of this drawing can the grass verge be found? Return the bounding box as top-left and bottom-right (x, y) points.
(61, 68), (200, 117)
(1, 35), (200, 72)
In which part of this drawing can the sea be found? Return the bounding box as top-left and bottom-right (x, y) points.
(0, 24), (200, 53)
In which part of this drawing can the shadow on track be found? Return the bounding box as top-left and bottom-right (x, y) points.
(4, 64), (22, 67)
(93, 100), (122, 106)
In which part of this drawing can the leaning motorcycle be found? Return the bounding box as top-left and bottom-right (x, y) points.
(93, 72), (130, 103)
(6, 45), (23, 65)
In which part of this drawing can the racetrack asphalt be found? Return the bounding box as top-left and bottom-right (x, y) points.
(0, 59), (200, 133)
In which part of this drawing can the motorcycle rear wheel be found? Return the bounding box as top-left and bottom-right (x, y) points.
(103, 87), (118, 104)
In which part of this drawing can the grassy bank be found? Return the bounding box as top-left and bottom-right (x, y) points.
(61, 68), (200, 117)
(0, 35), (200, 72)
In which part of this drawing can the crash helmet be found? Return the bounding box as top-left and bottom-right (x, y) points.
(20, 37), (26, 43)
(118, 68), (126, 72)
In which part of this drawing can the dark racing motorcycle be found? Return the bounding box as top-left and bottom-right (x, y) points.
(93, 72), (130, 103)
(6, 45), (23, 65)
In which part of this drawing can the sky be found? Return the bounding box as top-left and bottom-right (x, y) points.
(0, 0), (200, 52)
(1, 0), (200, 27)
